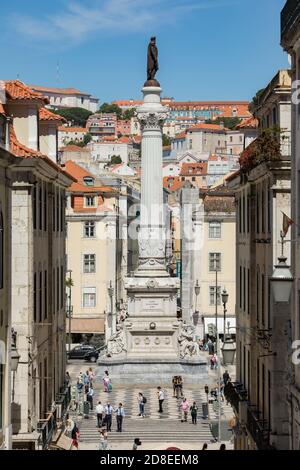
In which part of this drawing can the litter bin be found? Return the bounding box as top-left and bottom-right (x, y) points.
(202, 402), (209, 419)
(83, 401), (90, 418)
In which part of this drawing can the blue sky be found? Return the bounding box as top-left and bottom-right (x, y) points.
(1, 0), (288, 103)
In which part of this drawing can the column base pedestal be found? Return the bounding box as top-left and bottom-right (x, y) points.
(97, 357), (209, 385)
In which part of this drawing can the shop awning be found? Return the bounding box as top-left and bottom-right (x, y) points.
(71, 318), (105, 334)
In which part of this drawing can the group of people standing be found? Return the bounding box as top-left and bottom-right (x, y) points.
(95, 401), (125, 432)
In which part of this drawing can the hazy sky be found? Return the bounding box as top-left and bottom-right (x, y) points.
(1, 0), (289, 103)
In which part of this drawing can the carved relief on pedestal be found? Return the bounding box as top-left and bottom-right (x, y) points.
(106, 325), (127, 357)
(139, 239), (165, 261)
(177, 320), (202, 359)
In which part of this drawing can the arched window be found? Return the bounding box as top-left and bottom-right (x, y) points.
(0, 210), (3, 290)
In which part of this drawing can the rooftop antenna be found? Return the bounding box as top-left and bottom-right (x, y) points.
(56, 60), (60, 86)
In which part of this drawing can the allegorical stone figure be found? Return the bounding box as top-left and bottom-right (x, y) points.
(147, 36), (159, 81)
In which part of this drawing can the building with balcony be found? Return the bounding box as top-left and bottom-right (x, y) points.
(65, 161), (139, 343)
(281, 0), (300, 450)
(1, 80), (74, 449)
(86, 113), (117, 141)
(227, 70), (292, 450)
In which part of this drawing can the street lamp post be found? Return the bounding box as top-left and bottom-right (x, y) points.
(66, 270), (73, 356)
(221, 288), (229, 342)
(108, 281), (115, 336)
(193, 279), (200, 332)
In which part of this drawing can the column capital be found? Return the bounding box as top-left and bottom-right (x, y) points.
(137, 111), (168, 132)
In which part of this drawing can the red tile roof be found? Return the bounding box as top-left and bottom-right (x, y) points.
(30, 85), (92, 97)
(187, 123), (226, 132)
(180, 162), (208, 175)
(163, 176), (185, 192)
(64, 160), (115, 193)
(40, 107), (66, 122)
(118, 136), (130, 143)
(10, 125), (44, 158)
(59, 145), (89, 152)
(9, 125), (75, 180)
(236, 116), (259, 129)
(173, 131), (187, 140)
(5, 80), (49, 103)
(58, 126), (87, 132)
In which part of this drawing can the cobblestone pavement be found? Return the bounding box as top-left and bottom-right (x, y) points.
(66, 360), (235, 450)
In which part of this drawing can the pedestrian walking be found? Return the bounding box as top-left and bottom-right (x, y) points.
(88, 367), (95, 383)
(104, 402), (113, 431)
(213, 354), (218, 369)
(96, 401), (103, 428)
(87, 384), (94, 410)
(115, 403), (125, 432)
(138, 392), (146, 417)
(157, 387), (165, 413)
(84, 370), (90, 385)
(172, 376), (177, 397)
(103, 370), (110, 393)
(208, 339), (214, 355)
(71, 423), (80, 450)
(223, 370), (230, 385)
(219, 443), (226, 450)
(202, 443), (208, 450)
(190, 401), (198, 425)
(65, 371), (71, 387)
(99, 429), (109, 450)
(180, 397), (189, 422)
(132, 438), (142, 450)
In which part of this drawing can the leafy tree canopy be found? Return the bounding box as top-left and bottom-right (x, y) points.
(205, 117), (241, 130)
(123, 108), (136, 121)
(98, 102), (123, 119)
(110, 155), (122, 165)
(162, 134), (171, 146)
(83, 133), (92, 145)
(53, 107), (93, 127)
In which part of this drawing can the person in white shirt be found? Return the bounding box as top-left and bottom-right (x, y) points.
(95, 401), (104, 428)
(157, 386), (165, 413)
(87, 384), (94, 410)
(114, 403), (125, 432)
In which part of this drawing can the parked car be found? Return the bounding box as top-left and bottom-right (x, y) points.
(67, 344), (99, 362)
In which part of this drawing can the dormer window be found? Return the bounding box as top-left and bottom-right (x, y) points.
(85, 196), (96, 207)
(83, 176), (94, 186)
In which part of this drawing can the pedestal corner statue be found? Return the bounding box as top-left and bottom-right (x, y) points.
(99, 38), (208, 384)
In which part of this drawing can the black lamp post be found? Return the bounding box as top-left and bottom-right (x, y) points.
(221, 288), (229, 341)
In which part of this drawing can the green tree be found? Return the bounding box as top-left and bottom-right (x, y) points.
(98, 102), (123, 119)
(83, 133), (92, 145)
(122, 108), (136, 120)
(110, 155), (122, 165)
(64, 140), (83, 147)
(162, 134), (171, 146)
(205, 117), (241, 130)
(52, 107), (93, 127)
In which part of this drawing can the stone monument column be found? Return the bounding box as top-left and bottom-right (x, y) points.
(137, 87), (168, 275)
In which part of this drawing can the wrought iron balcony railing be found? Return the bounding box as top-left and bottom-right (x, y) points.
(224, 381), (248, 413)
(37, 409), (57, 450)
(247, 406), (273, 450)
